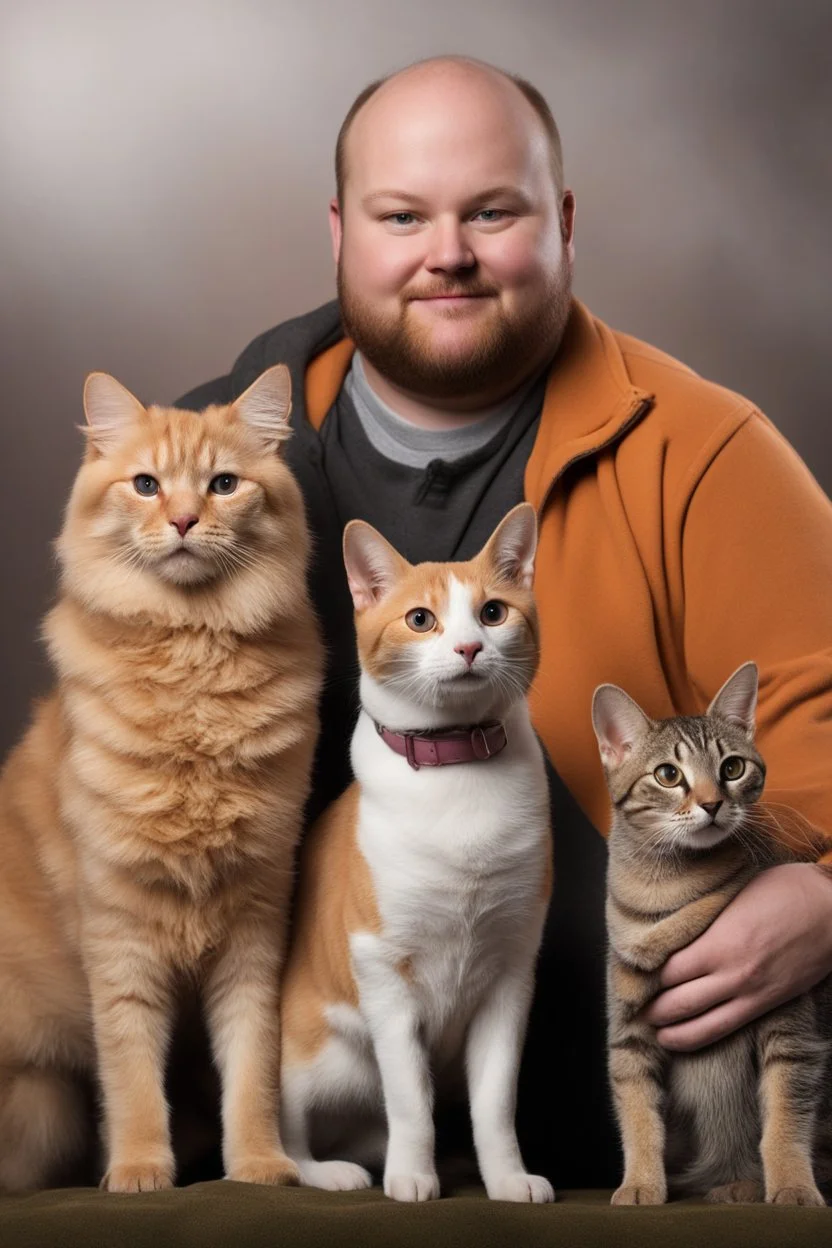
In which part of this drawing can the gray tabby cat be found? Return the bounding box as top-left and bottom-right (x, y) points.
(593, 661), (829, 1206)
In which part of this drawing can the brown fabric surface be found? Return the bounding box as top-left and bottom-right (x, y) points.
(1, 1183), (830, 1248)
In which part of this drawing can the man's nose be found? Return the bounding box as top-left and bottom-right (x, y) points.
(424, 218), (475, 272)
(454, 642), (482, 668)
(170, 514), (199, 538)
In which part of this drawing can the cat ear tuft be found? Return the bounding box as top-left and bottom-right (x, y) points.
(233, 364), (293, 452)
(592, 684), (651, 770)
(343, 521), (409, 612)
(82, 372), (146, 452)
(707, 662), (758, 735)
(481, 502), (538, 590)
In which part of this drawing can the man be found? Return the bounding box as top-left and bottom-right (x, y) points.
(178, 56), (832, 1185)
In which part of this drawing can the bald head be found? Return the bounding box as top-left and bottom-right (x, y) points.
(335, 57), (564, 208)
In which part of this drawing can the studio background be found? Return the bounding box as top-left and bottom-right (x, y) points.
(1, 0), (829, 758)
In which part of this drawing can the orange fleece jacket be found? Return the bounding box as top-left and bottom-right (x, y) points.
(304, 300), (832, 861)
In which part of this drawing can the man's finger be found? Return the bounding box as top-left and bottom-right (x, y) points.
(655, 997), (758, 1052)
(641, 974), (730, 1027)
(658, 935), (722, 988)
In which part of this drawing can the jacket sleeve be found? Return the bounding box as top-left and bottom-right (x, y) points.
(681, 410), (832, 863)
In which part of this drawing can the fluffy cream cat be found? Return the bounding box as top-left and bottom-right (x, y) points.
(0, 365), (322, 1192)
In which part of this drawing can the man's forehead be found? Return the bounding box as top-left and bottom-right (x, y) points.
(346, 68), (550, 197)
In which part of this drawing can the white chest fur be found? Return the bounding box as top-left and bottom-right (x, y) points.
(351, 702), (550, 1055)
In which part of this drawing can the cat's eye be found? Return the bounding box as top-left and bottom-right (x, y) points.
(133, 474), (159, 497)
(480, 600), (508, 626)
(720, 756), (746, 782)
(209, 474), (239, 496)
(654, 763), (683, 787)
(405, 608), (436, 633)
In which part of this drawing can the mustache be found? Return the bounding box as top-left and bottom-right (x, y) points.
(405, 282), (500, 301)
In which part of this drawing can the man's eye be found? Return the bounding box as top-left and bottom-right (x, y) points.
(387, 212), (417, 226)
(473, 209), (507, 223)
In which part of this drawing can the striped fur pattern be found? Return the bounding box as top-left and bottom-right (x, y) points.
(594, 662), (830, 1206)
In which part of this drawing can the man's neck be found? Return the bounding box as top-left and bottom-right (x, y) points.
(359, 353), (547, 431)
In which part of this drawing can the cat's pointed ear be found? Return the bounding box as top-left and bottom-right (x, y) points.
(707, 662), (758, 735)
(481, 502), (537, 590)
(232, 364), (292, 452)
(82, 372), (146, 453)
(343, 521), (409, 612)
(592, 684), (651, 770)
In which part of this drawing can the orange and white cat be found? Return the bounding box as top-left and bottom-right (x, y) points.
(0, 365), (321, 1191)
(279, 503), (554, 1203)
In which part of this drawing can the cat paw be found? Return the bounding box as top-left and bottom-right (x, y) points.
(102, 1162), (174, 1193)
(611, 1182), (666, 1206)
(384, 1171), (441, 1202)
(227, 1154), (301, 1186)
(486, 1172), (555, 1203)
(298, 1159), (373, 1191)
(768, 1185), (826, 1206)
(707, 1180), (763, 1203)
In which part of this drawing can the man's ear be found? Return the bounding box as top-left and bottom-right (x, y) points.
(329, 198), (343, 267)
(561, 189), (577, 258)
(342, 521), (409, 612)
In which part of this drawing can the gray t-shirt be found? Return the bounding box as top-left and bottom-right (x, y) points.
(320, 355), (548, 565)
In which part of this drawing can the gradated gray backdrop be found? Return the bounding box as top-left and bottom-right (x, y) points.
(1, 0), (829, 756)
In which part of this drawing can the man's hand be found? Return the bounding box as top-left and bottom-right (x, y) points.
(641, 863), (832, 1051)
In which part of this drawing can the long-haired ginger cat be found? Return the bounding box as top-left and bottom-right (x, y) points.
(0, 365), (321, 1192)
(279, 503), (555, 1203)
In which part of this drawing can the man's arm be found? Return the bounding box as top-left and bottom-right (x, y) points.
(644, 410), (832, 1049)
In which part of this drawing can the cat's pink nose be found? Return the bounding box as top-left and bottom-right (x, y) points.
(171, 514), (199, 538)
(455, 642), (482, 668)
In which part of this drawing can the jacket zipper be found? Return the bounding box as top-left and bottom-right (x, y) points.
(535, 398), (653, 522)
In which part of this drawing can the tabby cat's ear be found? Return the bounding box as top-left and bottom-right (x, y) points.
(83, 372), (146, 453)
(232, 364), (292, 452)
(592, 684), (651, 769)
(481, 502), (537, 590)
(343, 521), (409, 612)
(707, 662), (758, 736)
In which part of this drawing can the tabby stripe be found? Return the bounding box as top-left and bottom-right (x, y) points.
(608, 889), (678, 923)
(762, 1053), (812, 1067)
(613, 775), (653, 809)
(610, 1036), (661, 1059)
(610, 1071), (663, 1088)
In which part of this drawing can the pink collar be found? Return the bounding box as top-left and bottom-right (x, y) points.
(373, 719), (508, 770)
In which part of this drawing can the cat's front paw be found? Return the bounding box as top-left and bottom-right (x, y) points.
(611, 1182), (666, 1206)
(768, 1185), (826, 1207)
(487, 1172), (555, 1203)
(227, 1154), (300, 1186)
(298, 1160), (373, 1191)
(102, 1161), (174, 1193)
(384, 1171), (440, 1202)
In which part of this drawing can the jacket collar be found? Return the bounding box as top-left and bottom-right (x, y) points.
(302, 299), (653, 507)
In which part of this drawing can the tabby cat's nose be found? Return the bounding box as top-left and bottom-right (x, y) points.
(700, 800), (723, 818)
(455, 642), (482, 668)
(171, 515), (199, 538)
